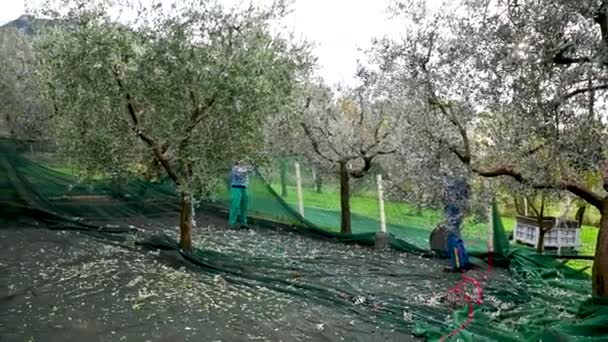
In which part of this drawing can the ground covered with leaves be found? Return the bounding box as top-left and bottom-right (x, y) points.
(0, 214), (570, 342)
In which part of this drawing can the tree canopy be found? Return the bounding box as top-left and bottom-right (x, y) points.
(0, 24), (45, 138)
(33, 0), (313, 249)
(370, 0), (608, 296)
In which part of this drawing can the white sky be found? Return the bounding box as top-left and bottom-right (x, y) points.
(0, 0), (436, 86)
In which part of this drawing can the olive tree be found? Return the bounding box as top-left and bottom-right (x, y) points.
(373, 0), (608, 296)
(33, 0), (312, 250)
(295, 79), (400, 233)
(0, 24), (47, 139)
(262, 79), (331, 197)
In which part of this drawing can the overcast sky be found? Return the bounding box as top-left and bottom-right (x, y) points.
(0, 0), (414, 86)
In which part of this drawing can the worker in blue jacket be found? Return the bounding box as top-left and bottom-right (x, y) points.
(443, 175), (473, 271)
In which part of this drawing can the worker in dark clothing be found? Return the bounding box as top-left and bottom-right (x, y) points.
(443, 175), (473, 272)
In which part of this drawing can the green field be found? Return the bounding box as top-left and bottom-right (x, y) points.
(273, 183), (598, 273)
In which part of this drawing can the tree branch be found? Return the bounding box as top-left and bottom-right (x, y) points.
(427, 97), (471, 164)
(313, 123), (346, 158)
(356, 92), (365, 127)
(589, 77), (596, 120)
(375, 149), (396, 156)
(447, 144), (470, 165)
(135, 130), (180, 183)
(184, 93), (217, 139)
(524, 143), (544, 156)
(420, 35), (471, 164)
(562, 83), (608, 101)
(600, 160), (608, 193)
(299, 97), (340, 164)
(594, 0), (608, 45)
(415, 124), (468, 166)
(551, 41), (591, 65)
(363, 122), (391, 155)
(112, 67), (180, 184)
(553, 54), (591, 65)
(539, 194), (546, 219)
(350, 155), (373, 179)
(527, 196), (540, 217)
(300, 122), (337, 163)
(349, 147), (395, 179)
(473, 165), (603, 209)
(113, 70), (140, 126)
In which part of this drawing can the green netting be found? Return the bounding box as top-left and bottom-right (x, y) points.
(2, 138), (607, 341)
(411, 205), (606, 341)
(243, 162), (499, 257)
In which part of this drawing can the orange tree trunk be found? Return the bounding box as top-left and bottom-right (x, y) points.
(339, 161), (352, 234)
(593, 207), (608, 296)
(179, 192), (193, 251)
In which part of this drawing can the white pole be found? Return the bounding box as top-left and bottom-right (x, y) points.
(191, 199), (196, 228)
(295, 162), (304, 216)
(557, 225), (562, 255)
(555, 199), (572, 254)
(311, 168), (317, 189)
(377, 174), (387, 233)
(524, 198), (528, 216)
(487, 204), (494, 253)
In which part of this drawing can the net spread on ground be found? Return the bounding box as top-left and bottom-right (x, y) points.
(1, 138), (607, 341)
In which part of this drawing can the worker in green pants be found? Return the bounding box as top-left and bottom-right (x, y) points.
(229, 159), (254, 229)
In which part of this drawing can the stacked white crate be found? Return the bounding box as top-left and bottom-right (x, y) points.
(513, 215), (581, 250)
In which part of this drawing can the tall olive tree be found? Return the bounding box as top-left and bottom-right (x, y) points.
(373, 0), (608, 296)
(296, 80), (399, 233)
(33, 0), (312, 250)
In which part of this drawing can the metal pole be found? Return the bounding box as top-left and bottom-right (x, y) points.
(295, 162), (304, 216)
(377, 174), (387, 233)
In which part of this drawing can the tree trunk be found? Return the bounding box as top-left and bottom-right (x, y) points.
(179, 192), (193, 251)
(314, 172), (323, 193)
(575, 205), (586, 227)
(536, 227), (547, 253)
(593, 207), (608, 296)
(535, 198), (547, 253)
(513, 196), (522, 216)
(339, 161), (352, 234)
(280, 159), (288, 197)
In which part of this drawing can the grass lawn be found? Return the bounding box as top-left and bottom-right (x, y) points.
(272, 184), (441, 227)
